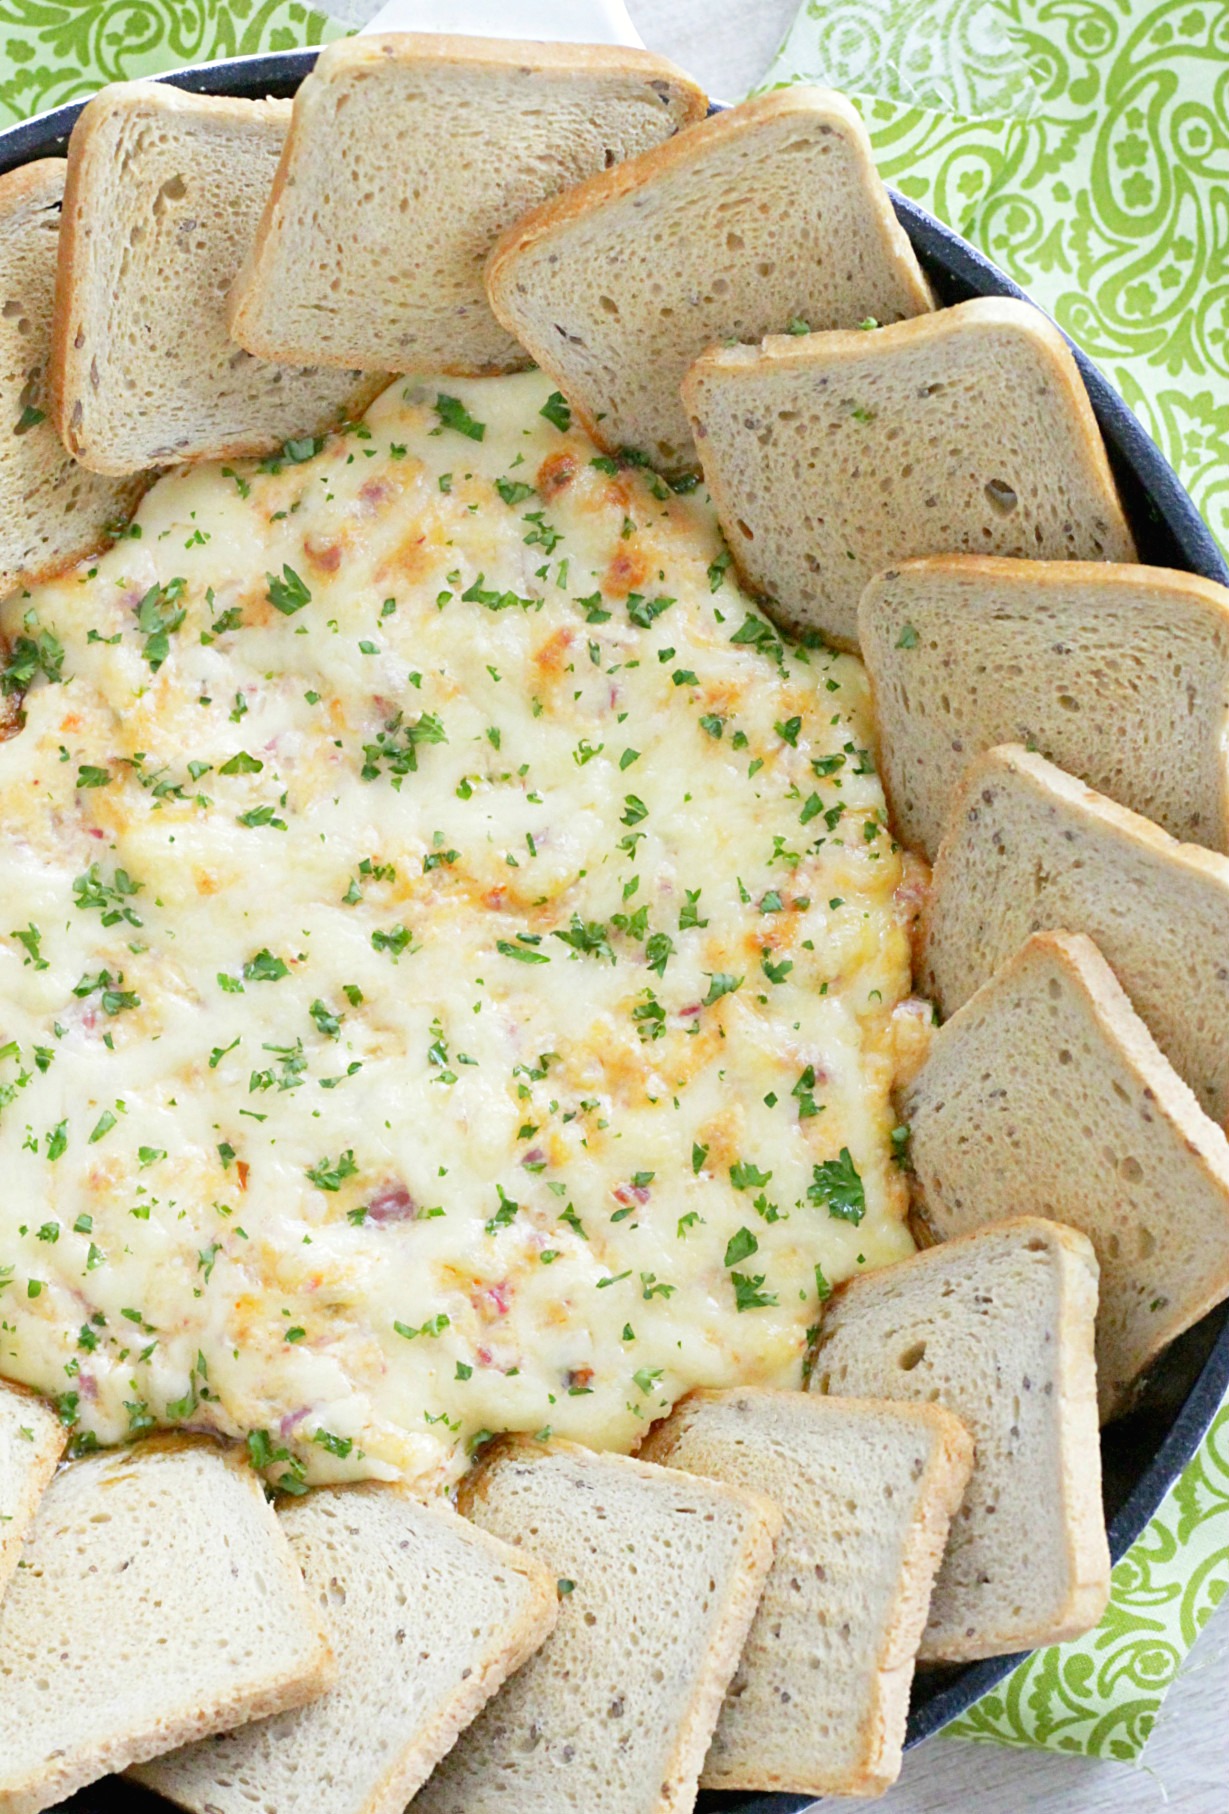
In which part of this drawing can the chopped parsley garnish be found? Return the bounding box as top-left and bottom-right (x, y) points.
(135, 578), (187, 670)
(243, 949), (290, 983)
(361, 711), (447, 785)
(306, 1150), (358, 1192)
(219, 750), (264, 775)
(496, 476), (536, 506)
(679, 889), (707, 930)
(1, 627), (65, 694)
(793, 1065), (821, 1119)
(371, 926), (413, 957)
(626, 593), (674, 629)
(702, 971), (742, 1007)
(497, 938), (550, 965)
(645, 931), (674, 976)
(309, 999), (342, 1039)
(462, 574), (538, 612)
(237, 804), (286, 830)
(539, 391), (571, 432)
(761, 949), (794, 985)
(394, 1314), (450, 1340)
(486, 1184), (519, 1233)
(435, 394), (486, 441)
(707, 549), (732, 591)
(807, 1147), (866, 1224)
(72, 864), (143, 927)
(554, 914), (615, 963)
(12, 924), (47, 969)
(312, 1429), (354, 1458)
(731, 1271), (777, 1311)
(266, 565), (311, 616)
(724, 1227), (759, 1267)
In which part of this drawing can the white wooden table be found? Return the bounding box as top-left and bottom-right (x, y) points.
(625, 0), (1229, 1807)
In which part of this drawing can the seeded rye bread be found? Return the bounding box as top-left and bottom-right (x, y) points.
(411, 1436), (781, 1814)
(858, 555), (1229, 858)
(922, 744), (1229, 1125)
(228, 34), (706, 376)
(0, 1378), (63, 1601)
(485, 87), (933, 475)
(810, 1218), (1110, 1661)
(50, 81), (386, 476)
(907, 931), (1229, 1419)
(134, 1483), (557, 1814)
(639, 1389), (973, 1797)
(0, 1439), (333, 1814)
(681, 297), (1136, 648)
(0, 161), (142, 593)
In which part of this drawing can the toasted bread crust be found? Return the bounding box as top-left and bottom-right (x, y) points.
(485, 87), (932, 463)
(682, 298), (1136, 646)
(0, 1438), (335, 1810)
(0, 1377), (65, 1601)
(0, 156), (145, 589)
(228, 34), (706, 372)
(50, 81), (385, 475)
(641, 1388), (973, 1795)
(456, 1435), (781, 1814)
(858, 554), (1229, 856)
(812, 1216), (1110, 1661)
(911, 929), (1229, 1419)
(921, 743), (1229, 1123)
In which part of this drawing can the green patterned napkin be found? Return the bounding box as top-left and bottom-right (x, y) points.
(761, 0), (1229, 1761)
(0, 0), (1223, 1770)
(0, 1), (343, 125)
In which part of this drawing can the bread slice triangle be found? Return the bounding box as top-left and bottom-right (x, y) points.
(132, 1483), (557, 1814)
(682, 297), (1136, 647)
(228, 33), (706, 377)
(639, 1388), (973, 1797)
(0, 1379), (63, 1601)
(907, 930), (1229, 1418)
(859, 555), (1229, 858)
(0, 1438), (332, 1810)
(0, 159), (143, 589)
(810, 1217), (1109, 1661)
(485, 87), (933, 475)
(49, 81), (386, 475)
(412, 1436), (781, 1814)
(922, 743), (1229, 1124)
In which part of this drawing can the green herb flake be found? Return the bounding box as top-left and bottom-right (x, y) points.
(539, 391), (572, 432)
(266, 565), (311, 616)
(731, 1271), (777, 1311)
(807, 1147), (866, 1224)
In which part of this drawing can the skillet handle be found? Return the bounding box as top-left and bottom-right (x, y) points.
(355, 0), (646, 46)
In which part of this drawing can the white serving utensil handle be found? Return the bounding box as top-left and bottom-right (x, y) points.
(355, 0), (645, 46)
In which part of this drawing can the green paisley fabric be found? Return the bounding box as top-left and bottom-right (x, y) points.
(948, 1399), (1228, 1754)
(0, 0), (1221, 1767)
(762, 0), (1229, 557)
(762, 0), (1229, 1760)
(0, 0), (342, 125)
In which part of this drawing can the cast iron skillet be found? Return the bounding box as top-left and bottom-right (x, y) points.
(7, 48), (1226, 1814)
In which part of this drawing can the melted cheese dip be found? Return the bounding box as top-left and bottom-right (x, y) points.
(0, 373), (917, 1492)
